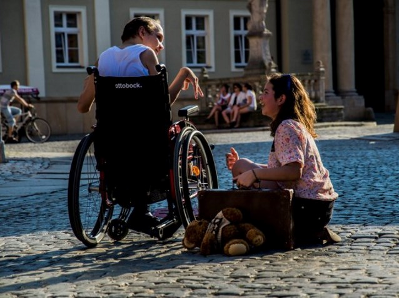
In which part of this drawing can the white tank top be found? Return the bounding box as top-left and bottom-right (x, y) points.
(98, 44), (150, 77)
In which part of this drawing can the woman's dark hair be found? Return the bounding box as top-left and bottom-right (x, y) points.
(121, 17), (160, 42)
(267, 73), (317, 138)
(244, 83), (253, 90)
(222, 83), (230, 93)
(232, 83), (242, 91)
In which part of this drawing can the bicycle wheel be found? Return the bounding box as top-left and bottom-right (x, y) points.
(68, 132), (113, 247)
(25, 117), (51, 143)
(174, 128), (218, 228)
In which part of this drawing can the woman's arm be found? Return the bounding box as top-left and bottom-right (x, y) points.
(234, 162), (302, 188)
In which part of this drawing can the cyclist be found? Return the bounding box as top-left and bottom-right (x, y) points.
(1, 80), (34, 143)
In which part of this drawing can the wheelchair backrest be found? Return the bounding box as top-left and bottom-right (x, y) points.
(92, 64), (171, 136)
(91, 65), (172, 187)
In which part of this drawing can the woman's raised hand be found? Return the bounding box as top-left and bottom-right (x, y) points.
(225, 147), (239, 171)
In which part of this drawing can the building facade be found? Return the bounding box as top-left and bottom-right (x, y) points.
(0, 0), (397, 135)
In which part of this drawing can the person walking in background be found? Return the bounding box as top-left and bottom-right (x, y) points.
(204, 83), (231, 128)
(77, 16), (203, 235)
(225, 73), (341, 245)
(221, 82), (246, 128)
(230, 82), (257, 128)
(0, 80), (34, 143)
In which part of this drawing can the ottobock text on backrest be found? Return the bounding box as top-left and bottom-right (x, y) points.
(95, 73), (171, 137)
(94, 72), (172, 199)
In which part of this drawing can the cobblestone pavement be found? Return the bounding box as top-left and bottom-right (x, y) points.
(1, 115), (399, 297)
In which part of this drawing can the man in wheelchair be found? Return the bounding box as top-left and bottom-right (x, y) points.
(77, 17), (203, 235)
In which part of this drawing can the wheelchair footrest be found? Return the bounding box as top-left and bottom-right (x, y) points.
(150, 216), (182, 240)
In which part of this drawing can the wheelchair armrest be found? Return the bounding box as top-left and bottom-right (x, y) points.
(178, 105), (199, 117)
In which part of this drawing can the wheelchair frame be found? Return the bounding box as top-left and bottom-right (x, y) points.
(68, 64), (218, 248)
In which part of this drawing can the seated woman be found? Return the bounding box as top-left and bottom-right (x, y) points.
(221, 83), (246, 128)
(204, 84), (231, 128)
(230, 83), (257, 128)
(226, 73), (341, 245)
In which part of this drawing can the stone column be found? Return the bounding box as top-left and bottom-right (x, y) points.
(335, 0), (357, 96)
(384, 0), (397, 111)
(335, 0), (370, 120)
(244, 0), (273, 75)
(312, 0), (335, 97)
(395, 94), (399, 132)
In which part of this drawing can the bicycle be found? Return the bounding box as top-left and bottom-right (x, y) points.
(1, 106), (51, 143)
(68, 64), (219, 248)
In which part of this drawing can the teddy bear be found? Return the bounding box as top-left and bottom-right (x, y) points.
(182, 207), (266, 256)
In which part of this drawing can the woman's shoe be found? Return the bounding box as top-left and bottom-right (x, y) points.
(317, 227), (341, 245)
(229, 121), (236, 128)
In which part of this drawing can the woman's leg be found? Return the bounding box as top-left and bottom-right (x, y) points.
(222, 108), (231, 124)
(231, 106), (238, 122)
(214, 108), (221, 127)
(235, 108), (251, 128)
(292, 197), (338, 244)
(234, 113), (241, 128)
(206, 105), (217, 119)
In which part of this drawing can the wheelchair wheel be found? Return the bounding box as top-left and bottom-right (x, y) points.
(68, 132), (114, 247)
(174, 129), (218, 228)
(25, 117), (51, 143)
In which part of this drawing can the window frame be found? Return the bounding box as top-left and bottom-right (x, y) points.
(230, 10), (250, 72)
(49, 5), (88, 73)
(181, 9), (214, 72)
(129, 8), (165, 64)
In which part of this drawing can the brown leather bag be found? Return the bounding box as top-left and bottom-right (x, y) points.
(198, 189), (295, 250)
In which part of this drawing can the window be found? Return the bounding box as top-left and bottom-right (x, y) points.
(185, 16), (206, 66)
(49, 6), (88, 72)
(130, 8), (165, 63)
(182, 10), (214, 70)
(230, 11), (250, 71)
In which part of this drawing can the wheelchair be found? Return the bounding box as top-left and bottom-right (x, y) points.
(68, 64), (218, 248)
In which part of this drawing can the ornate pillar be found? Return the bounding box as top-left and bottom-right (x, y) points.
(244, 0), (273, 75)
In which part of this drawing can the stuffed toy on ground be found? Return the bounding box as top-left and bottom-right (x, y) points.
(182, 207), (266, 256)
